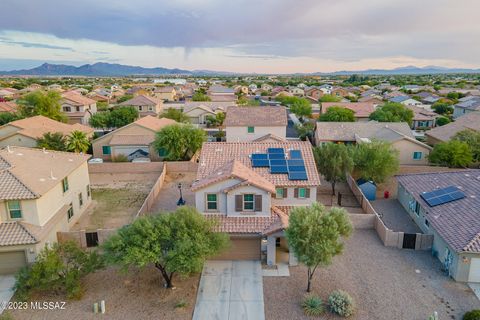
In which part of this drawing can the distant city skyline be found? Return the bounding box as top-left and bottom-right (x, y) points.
(1, 0), (479, 73)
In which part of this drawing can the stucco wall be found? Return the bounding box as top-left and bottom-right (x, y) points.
(226, 126), (286, 142)
(392, 139), (430, 165)
(0, 134), (38, 148)
(271, 187), (317, 206)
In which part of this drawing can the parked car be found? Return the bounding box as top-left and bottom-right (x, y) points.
(88, 158), (104, 164)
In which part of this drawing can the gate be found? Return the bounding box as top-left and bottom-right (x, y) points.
(402, 233), (416, 249)
(86, 232), (99, 247)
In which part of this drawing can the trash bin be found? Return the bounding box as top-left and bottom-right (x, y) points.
(384, 190), (390, 199)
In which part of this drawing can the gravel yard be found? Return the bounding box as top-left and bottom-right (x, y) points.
(9, 266), (199, 320)
(264, 230), (478, 320)
(150, 172), (197, 213)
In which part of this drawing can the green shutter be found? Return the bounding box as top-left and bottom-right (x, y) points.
(247, 126), (255, 133)
(102, 146), (111, 155)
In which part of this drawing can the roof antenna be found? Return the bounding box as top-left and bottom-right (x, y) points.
(50, 170), (57, 180)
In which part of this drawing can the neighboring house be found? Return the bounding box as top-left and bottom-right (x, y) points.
(288, 87), (304, 96)
(416, 91), (440, 104)
(225, 106), (288, 142)
(0, 101), (19, 114)
(425, 112), (480, 145)
(320, 102), (375, 121)
(92, 115), (176, 161)
(452, 97), (480, 119)
(61, 91), (97, 125)
(358, 96), (384, 106)
(207, 85), (236, 102)
(261, 84), (273, 92)
(315, 121), (432, 165)
(87, 92), (110, 103)
(396, 171), (480, 283)
(331, 87), (349, 97)
(118, 94), (163, 117)
(305, 88), (323, 100)
(191, 140), (321, 265)
(0, 88), (19, 99)
(153, 86), (177, 102)
(0, 115), (94, 149)
(0, 147), (91, 274)
(389, 95), (422, 106)
(163, 101), (234, 127)
(234, 86), (249, 95)
(407, 106), (438, 130)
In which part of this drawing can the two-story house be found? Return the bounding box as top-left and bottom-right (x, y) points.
(225, 106), (288, 142)
(191, 141), (321, 266)
(0, 147), (91, 274)
(452, 96), (480, 119)
(153, 86), (177, 102)
(61, 91), (97, 125)
(118, 94), (163, 117)
(396, 171), (480, 283)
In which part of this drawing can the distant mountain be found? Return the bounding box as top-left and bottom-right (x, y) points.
(312, 65), (480, 75)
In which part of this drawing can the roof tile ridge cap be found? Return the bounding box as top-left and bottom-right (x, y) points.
(18, 221), (39, 242)
(463, 232), (480, 251)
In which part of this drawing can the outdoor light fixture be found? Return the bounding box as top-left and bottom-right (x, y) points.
(177, 182), (186, 206)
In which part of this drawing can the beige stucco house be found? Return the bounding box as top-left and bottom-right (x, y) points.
(92, 115), (176, 161)
(0, 147), (91, 274)
(0, 115), (94, 149)
(225, 106), (288, 142)
(118, 94), (163, 117)
(191, 141), (321, 266)
(153, 86), (177, 102)
(315, 121), (432, 165)
(61, 91), (97, 125)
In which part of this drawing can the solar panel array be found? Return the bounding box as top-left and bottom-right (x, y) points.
(251, 148), (307, 180)
(420, 185), (466, 207)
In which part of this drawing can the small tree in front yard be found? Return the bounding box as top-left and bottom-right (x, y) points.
(14, 241), (104, 300)
(313, 143), (353, 195)
(286, 204), (352, 292)
(102, 206), (229, 288)
(153, 124), (206, 161)
(352, 140), (399, 184)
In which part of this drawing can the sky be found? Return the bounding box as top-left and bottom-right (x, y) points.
(0, 0), (479, 73)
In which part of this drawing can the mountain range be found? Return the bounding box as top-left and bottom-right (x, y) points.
(0, 62), (479, 76)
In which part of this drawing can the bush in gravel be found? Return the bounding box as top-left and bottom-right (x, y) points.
(302, 295), (325, 317)
(463, 310), (480, 320)
(328, 290), (355, 317)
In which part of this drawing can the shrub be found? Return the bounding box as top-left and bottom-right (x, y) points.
(174, 299), (188, 309)
(464, 310), (480, 320)
(328, 290), (355, 317)
(302, 295), (325, 317)
(113, 154), (128, 162)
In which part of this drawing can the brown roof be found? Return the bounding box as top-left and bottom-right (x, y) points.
(154, 86), (175, 93)
(109, 134), (155, 146)
(1, 115), (94, 140)
(321, 102), (375, 118)
(61, 91), (96, 106)
(225, 106), (288, 127)
(195, 141), (321, 187)
(135, 115), (176, 131)
(0, 101), (19, 113)
(0, 222), (38, 246)
(425, 112), (480, 143)
(407, 106), (437, 121)
(118, 94), (161, 106)
(252, 134), (287, 143)
(0, 146), (90, 200)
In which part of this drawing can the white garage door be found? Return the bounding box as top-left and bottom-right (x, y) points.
(469, 258), (480, 283)
(0, 251), (27, 274)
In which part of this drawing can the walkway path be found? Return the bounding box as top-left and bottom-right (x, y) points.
(193, 260), (265, 320)
(0, 275), (15, 315)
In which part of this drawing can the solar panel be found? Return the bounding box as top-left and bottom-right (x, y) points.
(290, 150), (302, 159)
(288, 171), (308, 180)
(267, 148), (285, 154)
(251, 153), (268, 160)
(270, 165), (289, 173)
(288, 165), (306, 172)
(251, 159), (270, 167)
(270, 159), (287, 166)
(268, 153), (285, 159)
(420, 186), (466, 207)
(287, 160), (305, 166)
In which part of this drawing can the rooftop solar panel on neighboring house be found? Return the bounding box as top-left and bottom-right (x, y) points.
(420, 186), (466, 207)
(251, 153), (268, 160)
(268, 148), (285, 154)
(288, 165), (306, 172)
(270, 159), (287, 166)
(290, 150), (302, 159)
(287, 160), (305, 167)
(288, 171), (308, 180)
(252, 159), (270, 167)
(270, 165), (289, 174)
(268, 153), (286, 159)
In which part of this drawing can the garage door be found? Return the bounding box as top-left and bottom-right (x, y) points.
(0, 251), (27, 274)
(213, 237), (261, 260)
(469, 258), (480, 283)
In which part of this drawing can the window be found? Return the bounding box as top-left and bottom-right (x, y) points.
(62, 177), (69, 193)
(87, 185), (91, 198)
(414, 201), (420, 216)
(75, 106), (80, 112)
(79, 192), (83, 207)
(424, 219), (430, 229)
(243, 194), (254, 210)
(158, 148), (167, 157)
(148, 106), (154, 111)
(63, 106), (71, 112)
(7, 201), (22, 219)
(102, 146), (111, 155)
(67, 203), (74, 221)
(275, 188), (284, 199)
(298, 188), (306, 198)
(206, 194), (217, 211)
(247, 126), (255, 133)
(413, 152), (422, 160)
(138, 106), (143, 111)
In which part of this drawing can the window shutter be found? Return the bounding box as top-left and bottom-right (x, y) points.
(254, 195), (262, 211)
(294, 188), (298, 198)
(283, 188), (288, 198)
(235, 195), (242, 211)
(305, 188), (310, 198)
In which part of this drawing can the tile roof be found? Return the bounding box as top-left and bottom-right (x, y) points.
(195, 141), (321, 187)
(455, 97), (480, 111)
(154, 86), (175, 93)
(118, 94), (161, 106)
(109, 134), (155, 146)
(0, 222), (38, 246)
(0, 101), (19, 113)
(1, 115), (94, 140)
(61, 91), (96, 106)
(396, 170), (480, 253)
(252, 134), (287, 143)
(225, 106), (288, 127)
(0, 146), (90, 200)
(135, 115), (176, 131)
(425, 112), (480, 142)
(315, 121), (414, 142)
(407, 106), (438, 121)
(321, 102), (375, 118)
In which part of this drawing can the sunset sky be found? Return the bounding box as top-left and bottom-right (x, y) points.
(1, 0), (479, 73)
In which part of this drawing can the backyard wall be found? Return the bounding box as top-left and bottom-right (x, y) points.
(88, 162), (164, 174)
(57, 228), (117, 248)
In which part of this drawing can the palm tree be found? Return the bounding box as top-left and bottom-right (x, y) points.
(66, 130), (90, 153)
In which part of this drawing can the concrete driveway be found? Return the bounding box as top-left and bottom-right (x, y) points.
(193, 260), (265, 320)
(0, 275), (16, 314)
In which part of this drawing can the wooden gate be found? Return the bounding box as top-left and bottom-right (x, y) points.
(402, 233), (417, 249)
(86, 232), (99, 247)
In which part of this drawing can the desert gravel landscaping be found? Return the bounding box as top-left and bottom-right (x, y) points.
(264, 229), (479, 320)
